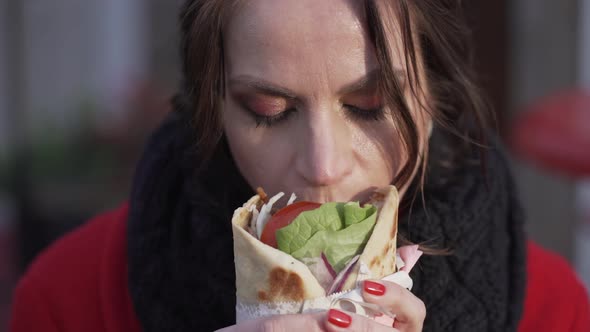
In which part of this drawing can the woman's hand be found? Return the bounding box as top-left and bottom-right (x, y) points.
(218, 279), (425, 332)
(215, 313), (325, 332)
(362, 280), (426, 331)
(217, 311), (404, 332)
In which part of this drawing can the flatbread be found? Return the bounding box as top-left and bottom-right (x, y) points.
(232, 185), (400, 304)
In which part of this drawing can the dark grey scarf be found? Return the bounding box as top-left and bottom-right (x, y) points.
(127, 111), (526, 331)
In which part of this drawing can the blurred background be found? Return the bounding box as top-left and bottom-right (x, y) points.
(0, 0), (589, 330)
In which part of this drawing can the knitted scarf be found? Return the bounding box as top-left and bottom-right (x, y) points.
(128, 111), (526, 331)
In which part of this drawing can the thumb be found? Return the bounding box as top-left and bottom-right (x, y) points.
(217, 313), (325, 332)
(324, 309), (399, 332)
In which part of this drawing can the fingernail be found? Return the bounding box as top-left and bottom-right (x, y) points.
(328, 309), (352, 328)
(364, 280), (386, 296)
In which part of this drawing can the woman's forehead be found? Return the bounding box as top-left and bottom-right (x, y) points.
(228, 0), (364, 35)
(224, 0), (405, 90)
(225, 0), (367, 57)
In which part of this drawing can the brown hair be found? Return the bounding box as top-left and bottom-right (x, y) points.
(175, 0), (491, 194)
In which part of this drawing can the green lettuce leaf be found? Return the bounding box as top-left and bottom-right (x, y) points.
(276, 202), (377, 272)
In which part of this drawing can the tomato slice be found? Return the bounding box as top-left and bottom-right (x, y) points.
(260, 201), (321, 248)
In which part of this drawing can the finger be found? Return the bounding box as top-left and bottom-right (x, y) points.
(361, 280), (426, 331)
(324, 309), (400, 332)
(217, 312), (324, 332)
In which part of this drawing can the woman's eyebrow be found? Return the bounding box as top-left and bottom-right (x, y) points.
(228, 76), (298, 100)
(337, 68), (405, 95)
(228, 68), (405, 99)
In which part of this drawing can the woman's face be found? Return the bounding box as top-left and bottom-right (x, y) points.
(223, 0), (429, 203)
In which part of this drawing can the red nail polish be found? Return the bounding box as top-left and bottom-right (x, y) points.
(328, 309), (352, 328)
(364, 280), (386, 296)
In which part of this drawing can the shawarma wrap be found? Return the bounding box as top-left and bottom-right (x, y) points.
(231, 185), (422, 323)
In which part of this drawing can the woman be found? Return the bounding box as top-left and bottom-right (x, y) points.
(10, 0), (590, 331)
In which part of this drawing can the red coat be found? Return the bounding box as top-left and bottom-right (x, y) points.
(10, 204), (590, 331)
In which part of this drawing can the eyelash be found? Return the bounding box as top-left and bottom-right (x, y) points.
(248, 105), (386, 128)
(251, 108), (298, 127)
(344, 105), (387, 122)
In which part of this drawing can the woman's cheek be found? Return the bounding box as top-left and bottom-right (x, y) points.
(351, 121), (401, 177)
(223, 109), (260, 175)
(224, 114), (290, 190)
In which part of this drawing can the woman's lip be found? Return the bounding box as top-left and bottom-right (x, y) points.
(359, 198), (371, 205)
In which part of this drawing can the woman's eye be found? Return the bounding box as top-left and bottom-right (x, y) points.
(344, 104), (387, 122)
(249, 108), (297, 128)
(245, 104), (386, 128)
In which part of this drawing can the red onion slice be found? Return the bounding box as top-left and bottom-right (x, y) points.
(300, 255), (335, 292)
(321, 252), (337, 279)
(328, 255), (360, 294)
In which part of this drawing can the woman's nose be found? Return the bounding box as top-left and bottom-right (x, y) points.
(295, 107), (354, 186)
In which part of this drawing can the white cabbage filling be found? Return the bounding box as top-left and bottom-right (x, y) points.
(287, 193), (297, 205)
(247, 205), (260, 237)
(301, 256), (334, 292)
(255, 192), (285, 239)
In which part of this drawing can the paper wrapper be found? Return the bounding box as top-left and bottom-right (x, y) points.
(236, 270), (414, 324)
